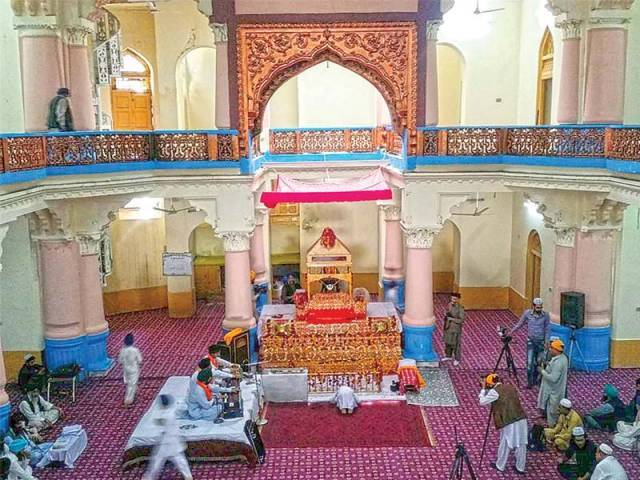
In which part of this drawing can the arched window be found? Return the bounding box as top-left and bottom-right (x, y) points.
(115, 51), (151, 93)
(111, 50), (153, 130)
(536, 29), (554, 125)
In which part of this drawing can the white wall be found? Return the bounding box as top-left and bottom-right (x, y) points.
(612, 206), (640, 340)
(268, 76), (300, 128)
(191, 223), (224, 256)
(439, 0), (523, 125)
(437, 44), (464, 126)
(0, 217), (43, 351)
(509, 191), (555, 305)
(452, 193), (514, 287)
(176, 47), (216, 130)
(624, 0), (640, 124)
(0, 1), (25, 132)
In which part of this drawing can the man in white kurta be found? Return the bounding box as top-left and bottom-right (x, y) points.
(333, 385), (360, 414)
(538, 339), (569, 426)
(591, 443), (628, 480)
(479, 374), (528, 474)
(18, 388), (61, 432)
(143, 394), (192, 480)
(118, 333), (143, 406)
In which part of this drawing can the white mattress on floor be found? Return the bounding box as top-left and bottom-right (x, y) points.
(125, 376), (260, 450)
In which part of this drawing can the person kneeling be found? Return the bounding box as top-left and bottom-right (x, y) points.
(584, 385), (626, 432)
(557, 427), (596, 480)
(4, 413), (53, 468)
(1, 438), (39, 480)
(18, 386), (62, 433)
(333, 385), (359, 415)
(545, 398), (583, 452)
(186, 369), (236, 421)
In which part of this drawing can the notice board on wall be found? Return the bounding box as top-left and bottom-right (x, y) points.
(162, 252), (193, 276)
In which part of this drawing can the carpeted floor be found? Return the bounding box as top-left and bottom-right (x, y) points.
(261, 402), (432, 448)
(7, 297), (638, 479)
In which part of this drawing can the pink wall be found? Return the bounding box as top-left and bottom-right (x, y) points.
(551, 244), (576, 324)
(584, 28), (627, 124)
(20, 36), (64, 132)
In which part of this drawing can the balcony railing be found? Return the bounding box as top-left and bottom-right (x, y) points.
(417, 125), (640, 161)
(269, 127), (403, 156)
(0, 130), (240, 174)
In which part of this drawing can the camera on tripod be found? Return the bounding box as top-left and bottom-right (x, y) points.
(497, 326), (512, 344)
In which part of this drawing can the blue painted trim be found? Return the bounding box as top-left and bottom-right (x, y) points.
(402, 324), (438, 362)
(44, 336), (87, 380)
(0, 402), (10, 432)
(85, 330), (114, 375)
(262, 151), (386, 162)
(550, 324), (610, 372)
(606, 159), (640, 174)
(382, 278), (405, 312)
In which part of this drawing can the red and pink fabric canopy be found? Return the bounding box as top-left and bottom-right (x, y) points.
(260, 168), (392, 208)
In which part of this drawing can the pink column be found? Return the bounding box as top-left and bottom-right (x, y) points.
(250, 211), (268, 285)
(551, 228), (577, 324)
(574, 230), (616, 328)
(40, 239), (87, 371)
(583, 27), (627, 124)
(213, 23), (231, 129)
(0, 336), (9, 430)
(67, 42), (96, 130)
(18, 34), (64, 131)
(424, 21), (441, 126)
(556, 22), (582, 124)
(383, 207), (404, 280)
(221, 233), (255, 331)
(402, 228), (439, 362)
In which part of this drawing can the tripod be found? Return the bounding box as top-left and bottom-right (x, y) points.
(493, 335), (520, 387)
(567, 325), (590, 373)
(449, 426), (477, 480)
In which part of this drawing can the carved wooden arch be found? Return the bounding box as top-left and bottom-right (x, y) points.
(237, 23), (418, 155)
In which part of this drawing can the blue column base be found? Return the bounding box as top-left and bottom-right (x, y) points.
(86, 330), (115, 375)
(0, 402), (10, 432)
(222, 327), (259, 365)
(254, 282), (269, 316)
(402, 324), (438, 362)
(550, 323), (610, 372)
(382, 278), (405, 312)
(44, 335), (88, 381)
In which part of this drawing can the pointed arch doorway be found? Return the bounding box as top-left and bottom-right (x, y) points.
(111, 50), (153, 130)
(525, 231), (542, 306)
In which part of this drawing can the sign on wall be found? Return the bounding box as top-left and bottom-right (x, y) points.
(162, 252), (193, 276)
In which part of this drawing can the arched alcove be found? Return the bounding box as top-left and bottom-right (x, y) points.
(176, 47), (216, 130)
(536, 29), (554, 125)
(437, 43), (465, 126)
(189, 222), (225, 300)
(525, 230), (542, 305)
(432, 220), (462, 293)
(111, 49), (153, 130)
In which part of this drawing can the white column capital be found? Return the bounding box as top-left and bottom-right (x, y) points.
(211, 22), (228, 43)
(76, 232), (102, 256)
(426, 20), (442, 41)
(218, 231), (251, 252)
(556, 19), (583, 39)
(382, 205), (402, 221)
(254, 207), (268, 226)
(554, 227), (576, 247)
(403, 227), (441, 249)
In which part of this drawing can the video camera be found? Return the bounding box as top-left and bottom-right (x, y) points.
(497, 326), (512, 344)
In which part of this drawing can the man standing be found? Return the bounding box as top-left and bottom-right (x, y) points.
(544, 398), (583, 452)
(442, 293), (465, 367)
(46, 88), (74, 132)
(591, 444), (628, 480)
(538, 339), (569, 426)
(509, 297), (550, 388)
(479, 373), (528, 475)
(557, 426), (597, 480)
(118, 333), (143, 406)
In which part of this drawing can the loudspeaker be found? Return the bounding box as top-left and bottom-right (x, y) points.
(560, 291), (585, 329)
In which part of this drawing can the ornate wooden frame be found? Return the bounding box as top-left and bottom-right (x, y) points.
(237, 22), (418, 156)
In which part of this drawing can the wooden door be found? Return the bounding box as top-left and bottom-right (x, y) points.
(525, 231), (542, 305)
(111, 91), (152, 130)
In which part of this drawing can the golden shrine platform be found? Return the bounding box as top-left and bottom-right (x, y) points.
(258, 301), (401, 393)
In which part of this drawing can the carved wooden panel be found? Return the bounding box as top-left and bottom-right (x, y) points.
(237, 23), (418, 156)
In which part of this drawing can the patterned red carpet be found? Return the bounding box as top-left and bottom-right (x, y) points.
(8, 297), (638, 479)
(261, 402), (432, 448)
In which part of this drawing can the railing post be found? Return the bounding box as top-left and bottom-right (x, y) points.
(416, 130), (424, 156)
(148, 133), (157, 161)
(232, 134), (240, 161)
(208, 134), (218, 160)
(295, 130), (302, 154)
(41, 135), (48, 168)
(0, 139), (7, 173)
(497, 128), (508, 155)
(344, 129), (352, 151)
(437, 129), (448, 156)
(269, 131), (275, 154)
(604, 128), (613, 159)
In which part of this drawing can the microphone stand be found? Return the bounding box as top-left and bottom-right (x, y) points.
(244, 360), (268, 426)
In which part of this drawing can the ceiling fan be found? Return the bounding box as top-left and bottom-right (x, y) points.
(153, 205), (198, 215)
(473, 0), (505, 15)
(452, 193), (491, 216)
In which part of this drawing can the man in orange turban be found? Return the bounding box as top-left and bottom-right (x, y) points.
(538, 339), (569, 426)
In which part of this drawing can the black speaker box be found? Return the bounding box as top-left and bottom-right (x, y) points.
(560, 291), (585, 329)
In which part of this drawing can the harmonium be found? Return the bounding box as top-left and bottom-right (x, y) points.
(221, 377), (243, 419)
